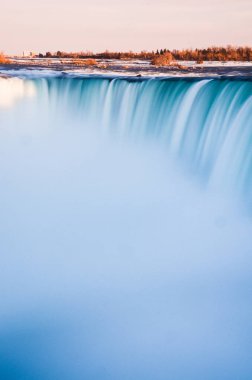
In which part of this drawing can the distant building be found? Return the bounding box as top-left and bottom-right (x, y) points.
(22, 51), (37, 58)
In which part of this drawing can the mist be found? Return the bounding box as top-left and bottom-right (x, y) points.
(0, 77), (252, 379)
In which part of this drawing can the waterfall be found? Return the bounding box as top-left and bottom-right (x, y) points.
(0, 75), (252, 380)
(2, 76), (251, 199)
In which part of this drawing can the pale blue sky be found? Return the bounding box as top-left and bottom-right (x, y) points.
(1, 0), (252, 54)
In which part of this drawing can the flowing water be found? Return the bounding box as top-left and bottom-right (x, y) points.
(0, 76), (252, 379)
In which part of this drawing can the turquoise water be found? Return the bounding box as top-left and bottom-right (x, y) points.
(0, 76), (252, 379)
(31, 77), (252, 199)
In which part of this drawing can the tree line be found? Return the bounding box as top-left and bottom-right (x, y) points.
(171, 46), (252, 62)
(40, 46), (252, 61)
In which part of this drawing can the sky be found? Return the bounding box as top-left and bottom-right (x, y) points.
(1, 0), (252, 54)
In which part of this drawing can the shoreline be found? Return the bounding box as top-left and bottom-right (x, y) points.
(1, 59), (252, 78)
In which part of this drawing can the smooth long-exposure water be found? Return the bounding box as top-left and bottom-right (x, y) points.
(0, 76), (252, 379)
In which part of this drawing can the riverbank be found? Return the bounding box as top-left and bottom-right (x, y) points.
(1, 58), (252, 78)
